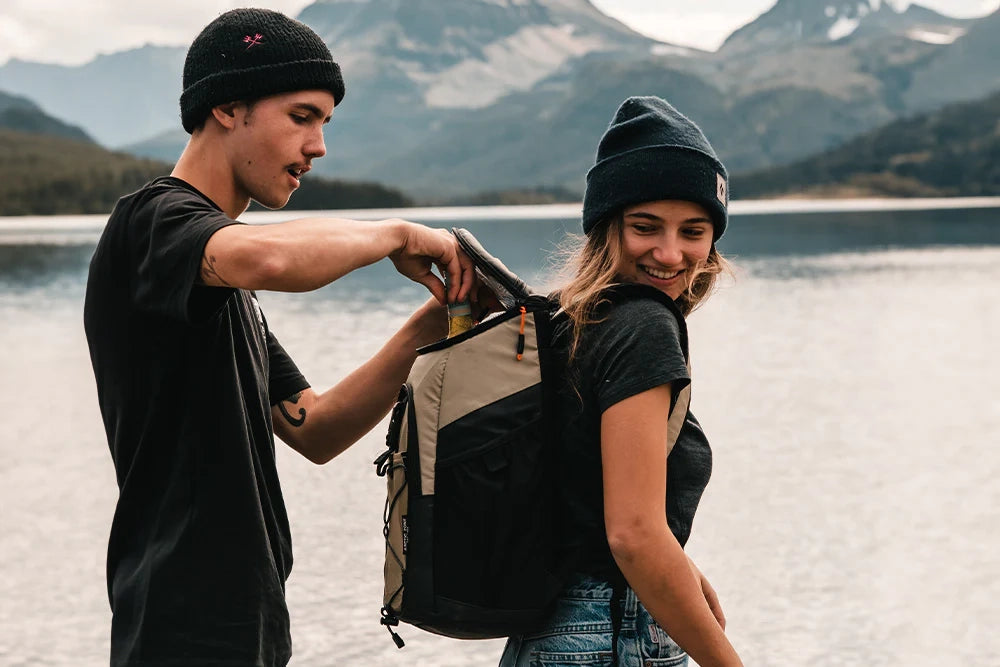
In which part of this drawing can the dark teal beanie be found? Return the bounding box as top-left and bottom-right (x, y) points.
(582, 96), (729, 240)
(180, 8), (345, 134)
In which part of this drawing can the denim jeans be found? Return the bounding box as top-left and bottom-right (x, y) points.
(498, 573), (688, 666)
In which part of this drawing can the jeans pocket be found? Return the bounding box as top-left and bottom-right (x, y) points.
(637, 606), (687, 663)
(530, 650), (613, 666)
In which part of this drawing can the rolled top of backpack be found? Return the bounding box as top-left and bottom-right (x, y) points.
(452, 228), (536, 309)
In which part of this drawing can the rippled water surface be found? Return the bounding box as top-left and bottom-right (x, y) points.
(1, 207), (998, 666)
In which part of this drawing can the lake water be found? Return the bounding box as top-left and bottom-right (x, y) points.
(1, 204), (999, 666)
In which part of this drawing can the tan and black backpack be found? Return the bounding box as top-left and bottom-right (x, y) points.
(374, 229), (690, 647)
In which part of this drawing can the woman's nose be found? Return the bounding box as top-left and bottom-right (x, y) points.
(652, 236), (683, 266)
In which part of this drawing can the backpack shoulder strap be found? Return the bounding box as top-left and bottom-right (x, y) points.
(666, 369), (691, 454)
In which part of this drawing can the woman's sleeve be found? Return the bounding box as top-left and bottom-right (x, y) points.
(586, 299), (690, 414)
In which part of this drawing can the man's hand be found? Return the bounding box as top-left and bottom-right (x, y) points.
(388, 222), (474, 305)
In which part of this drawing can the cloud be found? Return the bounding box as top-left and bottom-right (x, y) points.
(0, 0), (314, 66)
(598, 9), (763, 51)
(2, 0), (998, 67)
(0, 14), (41, 64)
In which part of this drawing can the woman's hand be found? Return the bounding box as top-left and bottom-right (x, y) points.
(406, 297), (449, 347)
(688, 556), (726, 630)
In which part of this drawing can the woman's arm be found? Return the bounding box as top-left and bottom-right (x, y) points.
(602, 384), (742, 667)
(271, 298), (446, 463)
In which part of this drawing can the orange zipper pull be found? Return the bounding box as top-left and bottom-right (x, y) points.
(516, 306), (526, 361)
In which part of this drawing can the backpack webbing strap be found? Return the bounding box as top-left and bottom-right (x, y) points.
(378, 459), (407, 648)
(381, 466), (406, 606)
(610, 581), (625, 667)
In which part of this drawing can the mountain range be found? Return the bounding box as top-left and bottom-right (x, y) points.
(1, 0), (998, 199)
(736, 89), (1000, 198)
(0, 90), (92, 142)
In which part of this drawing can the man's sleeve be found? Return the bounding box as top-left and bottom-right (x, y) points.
(128, 192), (240, 323)
(266, 329), (311, 406)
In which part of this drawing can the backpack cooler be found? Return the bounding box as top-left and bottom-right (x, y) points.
(374, 228), (692, 647)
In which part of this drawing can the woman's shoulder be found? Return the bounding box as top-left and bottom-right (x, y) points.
(595, 284), (684, 332)
(559, 285), (686, 362)
(550, 284), (688, 364)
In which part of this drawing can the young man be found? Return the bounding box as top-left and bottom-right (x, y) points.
(83, 8), (473, 666)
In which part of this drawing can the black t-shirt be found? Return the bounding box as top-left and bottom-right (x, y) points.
(552, 292), (713, 574)
(84, 177), (310, 666)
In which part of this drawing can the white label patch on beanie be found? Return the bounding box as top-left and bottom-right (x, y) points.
(717, 172), (728, 206)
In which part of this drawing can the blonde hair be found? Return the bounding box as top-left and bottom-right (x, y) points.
(554, 214), (731, 360)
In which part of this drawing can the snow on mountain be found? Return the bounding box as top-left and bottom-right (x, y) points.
(415, 24), (607, 108)
(905, 26), (966, 44)
(827, 15), (860, 40)
(904, 7), (1000, 110)
(299, 0), (659, 109)
(720, 0), (972, 53)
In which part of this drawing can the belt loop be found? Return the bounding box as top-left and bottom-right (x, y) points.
(624, 584), (639, 620)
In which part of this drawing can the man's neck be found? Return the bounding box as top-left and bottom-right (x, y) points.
(171, 132), (250, 220)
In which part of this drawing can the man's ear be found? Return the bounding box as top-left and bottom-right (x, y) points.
(210, 102), (241, 129)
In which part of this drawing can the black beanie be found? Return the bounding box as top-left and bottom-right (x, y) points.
(582, 96), (729, 240)
(180, 8), (346, 134)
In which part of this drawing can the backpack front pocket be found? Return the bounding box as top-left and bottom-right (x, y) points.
(433, 394), (558, 613)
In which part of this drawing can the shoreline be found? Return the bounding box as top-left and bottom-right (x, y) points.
(1, 196), (999, 238)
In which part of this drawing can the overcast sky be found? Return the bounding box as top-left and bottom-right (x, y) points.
(1, 0), (998, 66)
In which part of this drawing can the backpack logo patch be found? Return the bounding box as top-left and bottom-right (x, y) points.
(401, 515), (409, 555)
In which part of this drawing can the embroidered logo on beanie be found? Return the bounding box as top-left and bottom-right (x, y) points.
(243, 33), (264, 49)
(717, 172), (727, 206)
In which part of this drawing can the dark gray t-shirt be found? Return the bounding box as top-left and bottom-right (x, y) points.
(552, 291), (713, 574)
(84, 177), (309, 666)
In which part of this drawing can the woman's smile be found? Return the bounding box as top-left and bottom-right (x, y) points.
(638, 264), (684, 282)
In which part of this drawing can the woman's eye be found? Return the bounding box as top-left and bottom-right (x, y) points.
(291, 114), (309, 124)
(683, 228), (707, 238)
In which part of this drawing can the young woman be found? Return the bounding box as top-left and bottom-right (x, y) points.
(499, 96), (743, 666)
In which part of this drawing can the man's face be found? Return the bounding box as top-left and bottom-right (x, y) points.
(228, 89), (335, 210)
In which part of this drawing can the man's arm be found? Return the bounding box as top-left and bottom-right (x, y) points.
(271, 298), (446, 464)
(200, 217), (473, 304)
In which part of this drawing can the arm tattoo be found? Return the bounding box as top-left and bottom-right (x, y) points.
(278, 391), (306, 427)
(201, 254), (232, 287)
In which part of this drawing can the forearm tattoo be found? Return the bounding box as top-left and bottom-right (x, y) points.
(278, 391), (306, 427)
(201, 254), (232, 287)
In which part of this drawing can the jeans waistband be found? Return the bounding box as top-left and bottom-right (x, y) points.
(560, 572), (641, 619)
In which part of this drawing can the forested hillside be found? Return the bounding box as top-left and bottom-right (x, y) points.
(735, 90), (1000, 198)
